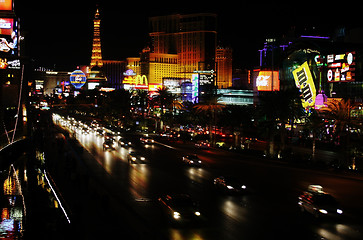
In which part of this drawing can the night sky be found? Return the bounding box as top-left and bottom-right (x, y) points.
(14, 0), (363, 71)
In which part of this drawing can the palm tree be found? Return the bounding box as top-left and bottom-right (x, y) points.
(193, 95), (225, 145)
(154, 86), (174, 113)
(257, 89), (303, 158)
(171, 99), (185, 113)
(320, 99), (356, 166)
(320, 99), (354, 139)
(153, 86), (174, 131)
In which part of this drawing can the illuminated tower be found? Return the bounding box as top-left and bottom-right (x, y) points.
(90, 8), (103, 68)
(149, 13), (217, 72)
(216, 46), (233, 88)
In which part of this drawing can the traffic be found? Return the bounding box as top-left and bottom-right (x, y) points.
(52, 113), (363, 240)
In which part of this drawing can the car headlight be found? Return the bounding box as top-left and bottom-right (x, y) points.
(190, 161), (194, 163)
(173, 211), (181, 219)
(227, 185), (234, 190)
(131, 157), (136, 161)
(194, 211), (201, 216)
(319, 209), (328, 214)
(105, 145), (109, 148)
(198, 161), (202, 163)
(337, 209), (343, 214)
(241, 185), (247, 189)
(140, 157), (145, 161)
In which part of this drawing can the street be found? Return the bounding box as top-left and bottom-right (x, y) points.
(51, 115), (363, 240)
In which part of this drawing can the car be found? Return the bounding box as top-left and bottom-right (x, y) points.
(213, 176), (247, 194)
(103, 140), (116, 151)
(104, 132), (115, 141)
(118, 137), (132, 147)
(158, 194), (202, 223)
(182, 154), (202, 167)
(128, 151), (147, 164)
(195, 141), (210, 149)
(298, 185), (343, 218)
(96, 129), (105, 136)
(140, 136), (155, 144)
(81, 127), (90, 134)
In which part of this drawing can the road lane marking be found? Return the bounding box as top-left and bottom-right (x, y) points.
(155, 141), (177, 150)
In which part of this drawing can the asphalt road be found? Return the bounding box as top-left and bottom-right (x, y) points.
(55, 118), (363, 240)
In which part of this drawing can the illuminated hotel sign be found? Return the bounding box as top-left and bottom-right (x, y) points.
(123, 69), (136, 76)
(293, 62), (316, 108)
(326, 52), (355, 82)
(256, 71), (280, 91)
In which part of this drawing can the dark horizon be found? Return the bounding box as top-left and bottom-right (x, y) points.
(14, 0), (363, 71)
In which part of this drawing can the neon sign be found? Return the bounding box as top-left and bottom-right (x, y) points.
(123, 69), (136, 76)
(293, 62), (316, 108)
(191, 74), (199, 103)
(123, 74), (149, 90)
(326, 52), (355, 82)
(70, 70), (87, 89)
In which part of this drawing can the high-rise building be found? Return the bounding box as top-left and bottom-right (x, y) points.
(90, 9), (103, 68)
(126, 57), (141, 75)
(140, 47), (180, 87)
(102, 60), (126, 89)
(216, 46), (233, 88)
(149, 13), (217, 73)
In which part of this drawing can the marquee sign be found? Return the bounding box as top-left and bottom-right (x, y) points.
(326, 52), (355, 82)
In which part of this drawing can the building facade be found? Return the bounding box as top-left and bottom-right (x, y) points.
(126, 57), (141, 76)
(140, 47), (181, 86)
(149, 13), (217, 73)
(102, 60), (126, 89)
(216, 46), (233, 88)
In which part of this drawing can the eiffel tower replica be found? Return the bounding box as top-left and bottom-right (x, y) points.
(88, 8), (107, 89)
(90, 8), (103, 68)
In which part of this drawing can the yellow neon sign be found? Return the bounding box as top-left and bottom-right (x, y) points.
(292, 61), (316, 108)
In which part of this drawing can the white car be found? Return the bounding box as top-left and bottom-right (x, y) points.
(182, 155), (202, 167)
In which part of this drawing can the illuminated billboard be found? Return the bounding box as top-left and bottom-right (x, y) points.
(191, 74), (199, 103)
(0, 18), (17, 55)
(70, 70), (87, 89)
(256, 71), (280, 91)
(0, 0), (12, 11)
(123, 72), (149, 90)
(326, 52), (355, 82)
(0, 58), (19, 69)
(293, 62), (316, 108)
